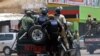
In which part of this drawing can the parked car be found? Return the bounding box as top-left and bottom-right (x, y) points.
(0, 33), (17, 55)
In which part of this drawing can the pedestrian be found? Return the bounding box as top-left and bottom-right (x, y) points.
(54, 6), (68, 50)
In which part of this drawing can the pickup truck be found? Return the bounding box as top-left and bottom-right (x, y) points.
(84, 30), (100, 54)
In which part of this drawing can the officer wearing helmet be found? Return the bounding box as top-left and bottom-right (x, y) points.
(86, 14), (93, 30)
(42, 14), (62, 56)
(17, 10), (34, 55)
(37, 8), (48, 25)
(17, 10), (34, 39)
(55, 6), (67, 26)
(55, 6), (68, 49)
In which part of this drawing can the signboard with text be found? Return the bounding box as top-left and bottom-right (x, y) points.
(48, 0), (100, 7)
(48, 0), (84, 5)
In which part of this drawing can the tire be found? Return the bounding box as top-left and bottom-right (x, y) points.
(28, 25), (46, 44)
(87, 46), (94, 54)
(3, 47), (12, 56)
(89, 50), (94, 54)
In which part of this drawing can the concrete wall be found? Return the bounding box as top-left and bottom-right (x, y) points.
(0, 0), (47, 13)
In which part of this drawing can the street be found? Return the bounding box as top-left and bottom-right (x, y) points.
(81, 49), (100, 56)
(0, 49), (100, 56)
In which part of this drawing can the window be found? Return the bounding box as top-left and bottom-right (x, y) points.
(0, 34), (13, 41)
(5, 34), (13, 40)
(0, 34), (5, 40)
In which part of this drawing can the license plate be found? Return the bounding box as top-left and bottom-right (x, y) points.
(24, 44), (46, 53)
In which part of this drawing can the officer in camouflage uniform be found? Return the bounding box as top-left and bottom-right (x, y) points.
(17, 10), (34, 39)
(17, 10), (34, 55)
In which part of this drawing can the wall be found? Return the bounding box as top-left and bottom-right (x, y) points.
(80, 6), (100, 23)
(0, 0), (47, 13)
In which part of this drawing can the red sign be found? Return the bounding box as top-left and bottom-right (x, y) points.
(24, 44), (46, 54)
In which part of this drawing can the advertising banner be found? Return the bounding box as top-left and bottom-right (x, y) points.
(67, 0), (84, 5)
(48, 0), (67, 3)
(84, 0), (100, 7)
(48, 0), (84, 5)
(69, 0), (83, 2)
(48, 0), (100, 7)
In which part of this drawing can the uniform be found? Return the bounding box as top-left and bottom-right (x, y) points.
(37, 15), (48, 25)
(37, 8), (48, 25)
(42, 15), (62, 56)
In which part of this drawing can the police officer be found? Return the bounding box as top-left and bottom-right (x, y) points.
(55, 6), (67, 27)
(91, 18), (97, 29)
(17, 10), (34, 55)
(86, 14), (93, 30)
(90, 18), (97, 35)
(55, 6), (68, 50)
(37, 8), (48, 25)
(17, 10), (34, 39)
(42, 14), (62, 56)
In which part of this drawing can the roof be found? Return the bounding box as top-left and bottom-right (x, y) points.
(0, 32), (17, 34)
(0, 13), (24, 21)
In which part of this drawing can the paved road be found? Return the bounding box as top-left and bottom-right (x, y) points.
(81, 49), (100, 56)
(0, 49), (100, 56)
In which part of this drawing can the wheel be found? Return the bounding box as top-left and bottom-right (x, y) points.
(28, 25), (46, 44)
(3, 47), (12, 56)
(89, 50), (94, 54)
(87, 46), (94, 54)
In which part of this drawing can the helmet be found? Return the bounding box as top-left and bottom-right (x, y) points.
(41, 8), (48, 15)
(88, 14), (91, 17)
(24, 10), (32, 15)
(55, 6), (63, 14)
